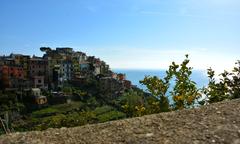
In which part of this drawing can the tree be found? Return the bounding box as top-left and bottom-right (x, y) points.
(40, 47), (51, 52)
(62, 86), (73, 95)
(140, 60), (176, 112)
(170, 55), (201, 109)
(140, 55), (200, 111)
(203, 68), (230, 103)
(203, 60), (240, 103)
(0, 91), (25, 133)
(228, 60), (240, 99)
(118, 90), (146, 117)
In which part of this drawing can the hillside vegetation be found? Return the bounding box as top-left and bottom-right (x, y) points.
(1, 54), (240, 135)
(0, 98), (239, 144)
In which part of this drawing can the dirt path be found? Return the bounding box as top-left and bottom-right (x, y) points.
(1, 99), (240, 144)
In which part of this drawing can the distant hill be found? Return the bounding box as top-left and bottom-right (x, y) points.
(0, 99), (240, 144)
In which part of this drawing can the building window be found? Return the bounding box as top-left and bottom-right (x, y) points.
(38, 80), (42, 83)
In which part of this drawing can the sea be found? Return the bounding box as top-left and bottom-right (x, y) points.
(113, 69), (209, 91)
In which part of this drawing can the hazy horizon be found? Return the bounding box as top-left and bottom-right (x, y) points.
(1, 0), (239, 72)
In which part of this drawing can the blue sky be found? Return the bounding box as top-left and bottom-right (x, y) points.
(0, 0), (240, 72)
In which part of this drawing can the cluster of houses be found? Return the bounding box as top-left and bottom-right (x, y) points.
(0, 47), (132, 107)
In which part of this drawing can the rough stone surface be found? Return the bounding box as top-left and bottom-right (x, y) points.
(0, 99), (240, 144)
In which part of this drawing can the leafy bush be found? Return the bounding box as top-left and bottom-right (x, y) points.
(94, 106), (114, 115)
(62, 86), (73, 95)
(141, 55), (200, 111)
(30, 111), (97, 131)
(203, 60), (240, 104)
(118, 90), (147, 117)
(170, 55), (201, 109)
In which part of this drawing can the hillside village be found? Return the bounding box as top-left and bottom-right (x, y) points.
(0, 47), (133, 107)
(2, 47), (239, 135)
(0, 47), (144, 133)
(1, 48), (240, 137)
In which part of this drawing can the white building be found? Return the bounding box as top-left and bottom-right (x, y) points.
(60, 61), (73, 81)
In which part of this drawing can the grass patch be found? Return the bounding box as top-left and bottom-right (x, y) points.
(93, 106), (114, 115)
(97, 111), (126, 123)
(32, 102), (84, 118)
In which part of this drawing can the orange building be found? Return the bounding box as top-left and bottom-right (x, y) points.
(117, 73), (126, 81)
(0, 65), (24, 88)
(10, 54), (30, 78)
(2, 65), (24, 79)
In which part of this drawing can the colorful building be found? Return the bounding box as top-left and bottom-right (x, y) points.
(60, 61), (73, 81)
(29, 56), (47, 88)
(117, 73), (126, 81)
(10, 54), (30, 78)
(0, 65), (24, 88)
(30, 56), (47, 77)
(0, 47), (119, 91)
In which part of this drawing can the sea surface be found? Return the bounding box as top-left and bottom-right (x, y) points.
(113, 69), (209, 91)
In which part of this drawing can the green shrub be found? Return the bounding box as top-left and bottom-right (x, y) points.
(141, 55), (201, 111)
(203, 61), (240, 104)
(32, 102), (85, 118)
(94, 106), (114, 115)
(97, 111), (126, 123)
(32, 108), (59, 118)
